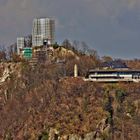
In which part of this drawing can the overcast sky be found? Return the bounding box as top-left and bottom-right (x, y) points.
(0, 0), (140, 59)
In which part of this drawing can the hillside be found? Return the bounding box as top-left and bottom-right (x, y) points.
(0, 62), (140, 140)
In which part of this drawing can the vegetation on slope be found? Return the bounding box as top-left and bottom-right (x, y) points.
(0, 41), (140, 139)
(0, 61), (140, 139)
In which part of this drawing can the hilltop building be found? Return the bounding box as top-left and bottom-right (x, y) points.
(84, 69), (140, 83)
(101, 60), (129, 70)
(17, 37), (25, 55)
(32, 18), (55, 47)
(16, 17), (56, 62)
(17, 37), (33, 59)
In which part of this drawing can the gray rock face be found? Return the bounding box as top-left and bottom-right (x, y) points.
(69, 134), (82, 140)
(59, 135), (68, 140)
(48, 128), (59, 140)
(47, 118), (111, 140)
(83, 132), (94, 140)
(0, 66), (10, 84)
(48, 130), (95, 140)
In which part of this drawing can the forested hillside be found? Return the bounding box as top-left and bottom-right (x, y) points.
(0, 43), (140, 140)
(0, 61), (140, 140)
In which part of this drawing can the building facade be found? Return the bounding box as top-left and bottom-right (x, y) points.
(84, 69), (140, 83)
(32, 18), (55, 47)
(17, 37), (25, 55)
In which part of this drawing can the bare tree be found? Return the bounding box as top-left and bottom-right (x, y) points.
(62, 39), (72, 49)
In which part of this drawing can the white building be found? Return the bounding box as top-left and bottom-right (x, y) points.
(84, 69), (140, 83)
(32, 18), (55, 47)
(17, 37), (25, 55)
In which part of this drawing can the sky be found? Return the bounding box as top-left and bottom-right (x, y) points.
(0, 0), (140, 59)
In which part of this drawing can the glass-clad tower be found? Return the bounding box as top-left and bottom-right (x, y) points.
(32, 18), (55, 47)
(17, 37), (25, 54)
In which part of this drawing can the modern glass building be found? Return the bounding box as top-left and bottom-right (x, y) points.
(32, 18), (55, 47)
(17, 37), (25, 54)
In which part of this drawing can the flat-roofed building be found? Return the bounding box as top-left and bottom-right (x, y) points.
(17, 37), (25, 55)
(32, 18), (55, 47)
(84, 69), (140, 83)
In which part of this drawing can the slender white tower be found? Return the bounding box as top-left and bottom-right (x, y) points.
(74, 64), (78, 77)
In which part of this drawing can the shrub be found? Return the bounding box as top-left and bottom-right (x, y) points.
(115, 90), (126, 104)
(38, 131), (49, 140)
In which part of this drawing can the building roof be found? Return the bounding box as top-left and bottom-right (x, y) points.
(88, 69), (140, 73)
(101, 60), (128, 69)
